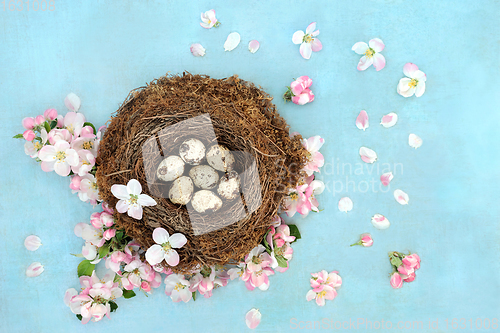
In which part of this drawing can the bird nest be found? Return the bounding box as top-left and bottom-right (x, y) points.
(96, 73), (307, 273)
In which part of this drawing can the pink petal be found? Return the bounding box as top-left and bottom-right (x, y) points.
(248, 40), (260, 53)
(355, 110), (369, 130)
(245, 308), (262, 329)
(74, 222), (87, 237)
(371, 214), (390, 230)
(413, 70), (427, 81)
(368, 38), (385, 52)
(41, 161), (55, 172)
(311, 38), (322, 52)
(152, 227), (170, 244)
(352, 42), (369, 55)
(190, 43), (206, 57)
(380, 172), (394, 186)
(54, 161), (71, 177)
(165, 249), (180, 266)
(372, 53), (386, 71)
(24, 235), (42, 251)
(338, 197), (353, 212)
(408, 134), (423, 149)
(26, 262), (44, 277)
(394, 189), (409, 205)
(306, 289), (316, 301)
(380, 113), (398, 128)
(397, 78), (415, 97)
(292, 30), (305, 44)
(403, 63), (419, 78)
(359, 147), (377, 163)
(64, 93), (81, 112)
(357, 56), (373, 71)
(300, 42), (312, 60)
(305, 22), (316, 35)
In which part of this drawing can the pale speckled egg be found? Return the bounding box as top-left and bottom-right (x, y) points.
(191, 190), (223, 213)
(157, 156), (185, 182)
(206, 145), (235, 172)
(189, 165), (219, 189)
(168, 176), (194, 205)
(179, 138), (206, 165)
(217, 171), (241, 200)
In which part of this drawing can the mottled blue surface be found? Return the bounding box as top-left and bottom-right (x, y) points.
(1, 1), (499, 332)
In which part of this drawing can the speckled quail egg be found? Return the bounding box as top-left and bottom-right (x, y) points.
(191, 190), (223, 213)
(179, 138), (205, 165)
(168, 176), (194, 205)
(206, 144), (235, 172)
(156, 156), (185, 182)
(189, 165), (219, 190)
(217, 171), (241, 200)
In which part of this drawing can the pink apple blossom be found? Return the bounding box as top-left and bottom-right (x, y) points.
(64, 111), (85, 137)
(302, 136), (324, 175)
(111, 179), (157, 220)
(397, 63), (426, 97)
(47, 128), (72, 145)
(352, 38), (386, 71)
(23, 130), (35, 141)
(292, 22), (322, 60)
(243, 245), (275, 290)
(402, 254), (421, 270)
(164, 274), (192, 303)
(39, 140), (79, 176)
(71, 149), (96, 176)
(44, 108), (58, 121)
(306, 270), (342, 307)
(145, 227), (187, 267)
(200, 9), (220, 29)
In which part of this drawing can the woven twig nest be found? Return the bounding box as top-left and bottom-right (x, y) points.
(96, 73), (306, 273)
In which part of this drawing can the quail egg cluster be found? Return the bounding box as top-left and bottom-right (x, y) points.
(156, 138), (241, 213)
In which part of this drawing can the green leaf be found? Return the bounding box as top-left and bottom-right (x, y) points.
(192, 291), (197, 301)
(77, 260), (95, 277)
(13, 134), (24, 139)
(115, 230), (124, 242)
(288, 224), (301, 242)
(98, 245), (110, 259)
(123, 290), (136, 299)
(109, 301), (118, 313)
(76, 314), (82, 321)
(390, 257), (402, 268)
(43, 121), (51, 133)
(275, 255), (288, 268)
(70, 253), (84, 257)
(50, 120), (57, 129)
(83, 122), (97, 134)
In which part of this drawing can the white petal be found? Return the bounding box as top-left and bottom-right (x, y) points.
(24, 235), (42, 251)
(110, 184), (129, 200)
(137, 194), (157, 207)
(394, 189), (409, 205)
(292, 30), (305, 44)
(380, 113), (398, 128)
(245, 308), (262, 329)
(26, 262), (44, 277)
(409, 134), (422, 149)
(145, 244), (164, 266)
(356, 110), (369, 130)
(64, 288), (78, 307)
(359, 147), (377, 163)
(224, 32), (241, 51)
(338, 197), (353, 213)
(248, 40), (260, 53)
(415, 81), (426, 97)
(74, 222), (87, 237)
(371, 214), (390, 230)
(64, 93), (81, 112)
(127, 179), (142, 196)
(169, 233), (187, 248)
(352, 42), (369, 55)
(380, 172), (394, 186)
(190, 43), (206, 57)
(152, 227), (170, 244)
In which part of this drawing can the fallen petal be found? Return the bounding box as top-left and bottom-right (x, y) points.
(409, 134), (423, 149)
(380, 113), (398, 128)
(356, 110), (369, 131)
(394, 189), (409, 205)
(371, 214), (390, 230)
(248, 40), (260, 53)
(338, 197), (353, 213)
(224, 32), (240, 51)
(26, 262), (44, 277)
(190, 43), (206, 57)
(359, 147), (377, 163)
(245, 308), (262, 329)
(64, 93), (81, 112)
(24, 235), (42, 251)
(380, 172), (394, 186)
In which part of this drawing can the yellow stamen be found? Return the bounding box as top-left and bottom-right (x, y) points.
(91, 182), (98, 190)
(174, 282), (184, 291)
(33, 142), (42, 150)
(303, 35), (313, 43)
(364, 48), (374, 58)
(409, 79), (418, 88)
(82, 141), (93, 150)
(56, 151), (66, 161)
(290, 192), (299, 201)
(318, 290), (326, 298)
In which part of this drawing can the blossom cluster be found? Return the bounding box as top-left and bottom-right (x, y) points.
(388, 252), (421, 289)
(283, 76), (315, 106)
(306, 270), (342, 306)
(283, 135), (325, 217)
(16, 93), (104, 205)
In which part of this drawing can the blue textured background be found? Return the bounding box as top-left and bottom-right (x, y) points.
(1, 1), (499, 332)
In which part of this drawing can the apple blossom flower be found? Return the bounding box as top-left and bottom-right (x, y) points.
(64, 93), (81, 112)
(64, 111), (85, 137)
(356, 110), (369, 130)
(145, 227), (187, 267)
(82, 241), (98, 261)
(200, 9), (220, 29)
(24, 235), (42, 251)
(283, 183), (310, 217)
(338, 197), (353, 213)
(270, 215), (282, 228)
(81, 223), (105, 248)
(397, 63), (426, 97)
(402, 254), (421, 270)
(34, 115), (45, 125)
(121, 259), (155, 290)
(79, 174), (100, 204)
(292, 22), (322, 60)
(26, 262), (44, 277)
(103, 229), (116, 240)
(301, 135), (324, 175)
(243, 245), (275, 290)
(111, 179), (157, 220)
(189, 266), (229, 298)
(190, 43), (206, 57)
(246, 308), (262, 329)
(371, 214), (390, 230)
(24, 128), (48, 159)
(397, 263), (414, 276)
(39, 140), (79, 176)
(44, 108), (58, 121)
(380, 171), (394, 186)
(390, 272), (403, 289)
(350, 233), (373, 247)
(403, 272), (416, 282)
(164, 274), (192, 303)
(71, 149), (96, 176)
(352, 38), (386, 71)
(306, 270), (342, 306)
(304, 175), (325, 214)
(306, 284), (337, 306)
(267, 224), (295, 272)
(70, 175), (82, 191)
(71, 134), (99, 157)
(47, 128), (72, 145)
(283, 76), (315, 105)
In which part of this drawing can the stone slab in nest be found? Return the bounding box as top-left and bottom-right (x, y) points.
(96, 73), (306, 273)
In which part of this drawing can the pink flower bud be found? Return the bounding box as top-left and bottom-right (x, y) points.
(22, 117), (35, 130)
(35, 115), (45, 125)
(81, 125), (94, 136)
(56, 115), (64, 128)
(111, 251), (126, 263)
(23, 130), (35, 141)
(403, 271), (416, 282)
(141, 281), (151, 292)
(397, 264), (414, 276)
(402, 254), (421, 270)
(44, 108), (58, 121)
(361, 234), (373, 247)
(103, 229), (116, 240)
(390, 272), (403, 289)
(69, 175), (82, 191)
(102, 201), (114, 214)
(90, 212), (103, 229)
(100, 212), (114, 227)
